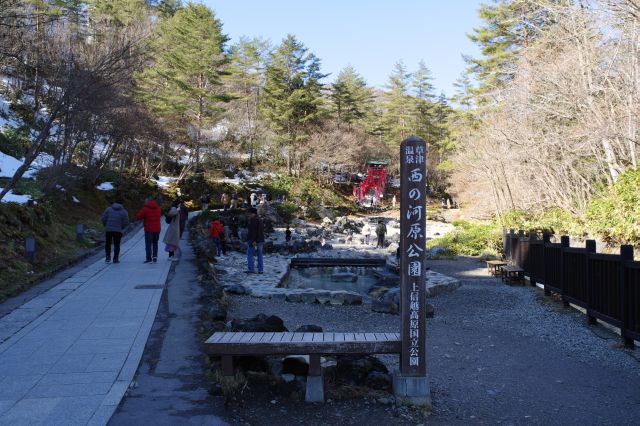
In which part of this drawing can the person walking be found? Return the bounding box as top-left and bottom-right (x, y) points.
(164, 200), (181, 260)
(179, 200), (189, 237)
(136, 197), (162, 263)
(285, 226), (292, 243)
(375, 219), (387, 248)
(209, 216), (224, 256)
(361, 222), (371, 245)
(392, 195), (397, 209)
(101, 199), (129, 263)
(245, 207), (264, 274)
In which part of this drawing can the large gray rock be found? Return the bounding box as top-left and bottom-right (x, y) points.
(335, 355), (388, 385)
(318, 207), (335, 220)
(230, 314), (287, 332)
(258, 203), (283, 225)
(371, 299), (399, 314)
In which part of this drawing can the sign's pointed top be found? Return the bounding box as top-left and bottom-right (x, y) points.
(402, 135), (426, 144)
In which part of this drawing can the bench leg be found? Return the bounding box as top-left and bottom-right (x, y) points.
(305, 354), (324, 403)
(222, 356), (234, 376)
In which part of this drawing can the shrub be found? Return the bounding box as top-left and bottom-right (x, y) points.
(427, 220), (502, 257)
(0, 127), (30, 158)
(586, 167), (640, 244)
(274, 201), (298, 223)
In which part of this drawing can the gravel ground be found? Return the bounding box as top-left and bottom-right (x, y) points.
(224, 256), (640, 425)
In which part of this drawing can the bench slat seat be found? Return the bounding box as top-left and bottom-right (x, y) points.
(205, 331), (401, 356)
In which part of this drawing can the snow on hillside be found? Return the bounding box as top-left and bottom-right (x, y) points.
(0, 189), (32, 204)
(152, 176), (177, 188)
(96, 182), (114, 191)
(0, 152), (54, 178)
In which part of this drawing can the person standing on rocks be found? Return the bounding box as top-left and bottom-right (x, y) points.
(101, 199), (129, 264)
(361, 222), (371, 245)
(392, 195), (397, 209)
(285, 226), (292, 243)
(209, 216), (224, 256)
(164, 199), (181, 260)
(375, 219), (387, 248)
(230, 190), (238, 209)
(221, 192), (230, 210)
(245, 207), (264, 274)
(136, 197), (162, 263)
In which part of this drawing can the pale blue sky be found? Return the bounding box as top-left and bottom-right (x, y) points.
(203, 1), (484, 97)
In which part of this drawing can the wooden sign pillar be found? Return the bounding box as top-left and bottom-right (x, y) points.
(393, 136), (431, 407)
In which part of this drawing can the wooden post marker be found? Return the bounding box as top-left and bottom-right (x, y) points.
(393, 135), (431, 407)
(25, 237), (36, 262)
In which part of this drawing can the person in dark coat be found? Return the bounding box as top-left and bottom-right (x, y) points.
(179, 200), (189, 237)
(101, 199), (129, 263)
(375, 219), (387, 248)
(246, 207), (264, 273)
(136, 197), (162, 263)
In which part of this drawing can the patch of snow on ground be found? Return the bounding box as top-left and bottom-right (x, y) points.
(72, 196), (80, 203)
(96, 182), (114, 191)
(214, 169), (278, 186)
(0, 152), (23, 178)
(0, 152), (54, 178)
(152, 176), (177, 188)
(0, 189), (32, 204)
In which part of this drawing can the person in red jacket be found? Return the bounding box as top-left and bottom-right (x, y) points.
(136, 197), (162, 263)
(209, 217), (224, 256)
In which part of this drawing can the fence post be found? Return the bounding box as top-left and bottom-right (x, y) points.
(25, 237), (36, 262)
(502, 228), (507, 260)
(556, 236), (570, 298)
(529, 231), (537, 287)
(76, 224), (84, 242)
(542, 233), (550, 288)
(509, 229), (515, 262)
(619, 245), (634, 348)
(585, 239), (597, 324)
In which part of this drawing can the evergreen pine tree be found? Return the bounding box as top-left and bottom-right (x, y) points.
(136, 3), (230, 169)
(411, 60), (437, 142)
(227, 37), (271, 168)
(467, 0), (557, 93)
(155, 0), (182, 18)
(260, 34), (325, 175)
(329, 65), (372, 131)
(381, 60), (413, 148)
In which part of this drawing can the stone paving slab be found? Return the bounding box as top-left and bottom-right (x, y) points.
(0, 227), (174, 426)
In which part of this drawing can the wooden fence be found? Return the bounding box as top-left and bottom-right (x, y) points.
(503, 229), (639, 348)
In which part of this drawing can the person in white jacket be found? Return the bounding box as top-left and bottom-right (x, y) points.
(361, 222), (371, 245)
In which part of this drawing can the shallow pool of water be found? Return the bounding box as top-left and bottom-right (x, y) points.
(282, 266), (383, 295)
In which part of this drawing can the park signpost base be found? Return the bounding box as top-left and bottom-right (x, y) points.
(393, 374), (432, 407)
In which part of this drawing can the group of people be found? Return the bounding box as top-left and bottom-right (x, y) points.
(208, 207), (264, 274)
(101, 197), (189, 264)
(355, 219), (387, 248)
(441, 198), (458, 209)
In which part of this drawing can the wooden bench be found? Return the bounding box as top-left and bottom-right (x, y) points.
(205, 331), (401, 402)
(486, 260), (507, 276)
(501, 265), (524, 284)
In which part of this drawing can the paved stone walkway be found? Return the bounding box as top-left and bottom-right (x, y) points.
(0, 228), (173, 425)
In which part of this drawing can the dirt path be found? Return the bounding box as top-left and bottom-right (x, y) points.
(224, 257), (640, 425)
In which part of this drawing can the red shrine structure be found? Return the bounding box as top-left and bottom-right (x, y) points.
(353, 159), (389, 207)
